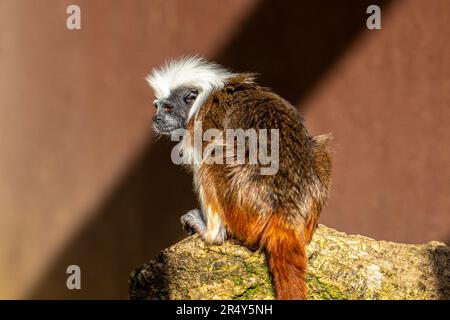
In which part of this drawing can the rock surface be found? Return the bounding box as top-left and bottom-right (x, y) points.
(129, 225), (449, 300)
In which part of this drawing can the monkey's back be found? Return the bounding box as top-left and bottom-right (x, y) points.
(194, 75), (332, 243)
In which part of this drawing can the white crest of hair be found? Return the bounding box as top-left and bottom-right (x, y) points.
(146, 56), (235, 121)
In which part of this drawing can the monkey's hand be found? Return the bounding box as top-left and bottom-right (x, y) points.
(180, 209), (206, 236)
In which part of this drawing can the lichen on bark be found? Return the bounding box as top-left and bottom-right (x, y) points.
(129, 225), (449, 300)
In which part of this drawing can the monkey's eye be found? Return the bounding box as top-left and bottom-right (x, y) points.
(153, 101), (158, 109)
(184, 90), (198, 104)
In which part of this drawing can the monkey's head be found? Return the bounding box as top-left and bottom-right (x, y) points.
(151, 87), (198, 134)
(146, 56), (234, 135)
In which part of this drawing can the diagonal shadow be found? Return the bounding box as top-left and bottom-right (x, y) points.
(217, 0), (390, 110)
(28, 0), (392, 299)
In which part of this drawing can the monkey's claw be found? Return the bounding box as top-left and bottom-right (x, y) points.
(180, 209), (206, 235)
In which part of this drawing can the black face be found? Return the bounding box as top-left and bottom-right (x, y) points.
(152, 87), (198, 134)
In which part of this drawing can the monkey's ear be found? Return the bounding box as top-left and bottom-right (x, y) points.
(184, 89), (198, 104)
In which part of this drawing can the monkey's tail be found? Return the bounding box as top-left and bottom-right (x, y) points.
(261, 215), (308, 300)
(312, 134), (333, 179)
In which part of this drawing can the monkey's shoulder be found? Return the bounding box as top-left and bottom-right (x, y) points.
(211, 79), (291, 111)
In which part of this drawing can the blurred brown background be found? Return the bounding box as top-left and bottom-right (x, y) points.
(0, 0), (448, 299)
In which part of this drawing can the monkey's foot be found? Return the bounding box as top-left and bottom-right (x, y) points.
(180, 209), (206, 236)
(203, 226), (227, 245)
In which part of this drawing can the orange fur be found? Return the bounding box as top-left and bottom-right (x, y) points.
(199, 161), (312, 299)
(261, 214), (308, 299)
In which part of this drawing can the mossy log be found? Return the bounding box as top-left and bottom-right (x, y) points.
(129, 225), (449, 300)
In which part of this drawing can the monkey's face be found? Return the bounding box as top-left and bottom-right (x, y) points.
(152, 87), (198, 134)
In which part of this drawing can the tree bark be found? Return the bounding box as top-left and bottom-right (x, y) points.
(129, 225), (449, 300)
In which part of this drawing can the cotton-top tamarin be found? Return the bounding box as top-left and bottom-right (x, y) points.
(147, 56), (332, 299)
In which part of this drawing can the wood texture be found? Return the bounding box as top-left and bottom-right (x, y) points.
(129, 225), (450, 300)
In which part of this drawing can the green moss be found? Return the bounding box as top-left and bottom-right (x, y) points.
(233, 277), (243, 286)
(233, 284), (262, 300)
(307, 275), (347, 300)
(242, 260), (262, 275)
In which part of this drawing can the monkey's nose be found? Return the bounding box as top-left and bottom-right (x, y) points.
(153, 115), (163, 124)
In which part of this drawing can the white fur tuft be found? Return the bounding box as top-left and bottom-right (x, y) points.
(146, 56), (235, 121)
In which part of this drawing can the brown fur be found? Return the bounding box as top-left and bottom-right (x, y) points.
(186, 75), (332, 299)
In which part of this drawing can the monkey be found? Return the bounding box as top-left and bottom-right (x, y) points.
(147, 56), (332, 300)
